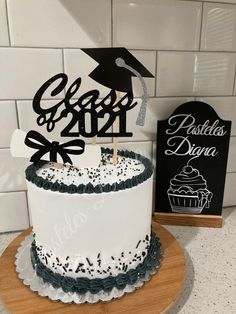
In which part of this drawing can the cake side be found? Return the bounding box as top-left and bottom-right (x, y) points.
(26, 149), (154, 281)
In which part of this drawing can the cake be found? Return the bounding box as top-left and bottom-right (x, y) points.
(26, 148), (162, 296)
(167, 165), (212, 214)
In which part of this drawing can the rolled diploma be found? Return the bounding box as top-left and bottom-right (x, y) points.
(10, 129), (101, 168)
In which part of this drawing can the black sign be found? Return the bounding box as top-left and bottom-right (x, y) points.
(155, 101), (231, 216)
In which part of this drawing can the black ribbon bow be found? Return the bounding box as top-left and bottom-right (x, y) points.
(25, 130), (85, 165)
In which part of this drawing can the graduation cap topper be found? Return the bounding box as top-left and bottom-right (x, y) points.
(81, 48), (153, 91)
(12, 48), (154, 166)
(82, 47), (153, 126)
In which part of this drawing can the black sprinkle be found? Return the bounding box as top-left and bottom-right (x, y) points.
(136, 240), (141, 249)
(86, 258), (93, 266)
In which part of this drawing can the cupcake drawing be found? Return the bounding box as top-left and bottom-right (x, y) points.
(167, 161), (213, 214)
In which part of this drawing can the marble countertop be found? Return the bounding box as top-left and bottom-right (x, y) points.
(0, 207), (235, 314)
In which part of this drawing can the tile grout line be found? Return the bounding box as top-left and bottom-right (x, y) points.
(61, 48), (67, 96)
(1, 95), (236, 103)
(232, 56), (236, 95)
(0, 190), (27, 194)
(154, 51), (158, 97)
(14, 100), (20, 129)
(0, 133), (235, 151)
(1, 46), (236, 53)
(4, 0), (11, 46)
(181, 0), (236, 5)
(0, 97), (63, 102)
(24, 190), (31, 228)
(111, 0), (113, 47)
(61, 48), (65, 73)
(198, 2), (204, 51)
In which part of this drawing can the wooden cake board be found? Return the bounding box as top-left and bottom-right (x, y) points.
(0, 222), (185, 314)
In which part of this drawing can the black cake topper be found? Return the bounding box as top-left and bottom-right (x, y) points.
(23, 47), (153, 165)
(81, 48), (153, 92)
(155, 101), (231, 216)
(25, 130), (85, 165)
(32, 48), (153, 138)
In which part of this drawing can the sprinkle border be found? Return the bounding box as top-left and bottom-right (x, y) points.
(25, 147), (153, 194)
(30, 231), (162, 294)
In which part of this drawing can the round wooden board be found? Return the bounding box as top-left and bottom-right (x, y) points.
(0, 222), (185, 314)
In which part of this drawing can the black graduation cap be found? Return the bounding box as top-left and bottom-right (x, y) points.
(81, 47), (154, 92)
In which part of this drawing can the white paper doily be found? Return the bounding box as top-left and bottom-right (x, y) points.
(15, 234), (162, 304)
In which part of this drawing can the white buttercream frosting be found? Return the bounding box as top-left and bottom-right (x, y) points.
(36, 153), (145, 186)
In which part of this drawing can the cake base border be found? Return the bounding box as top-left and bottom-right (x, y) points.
(0, 223), (186, 314)
(15, 233), (162, 304)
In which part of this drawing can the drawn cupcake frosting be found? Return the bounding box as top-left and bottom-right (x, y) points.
(167, 162), (213, 214)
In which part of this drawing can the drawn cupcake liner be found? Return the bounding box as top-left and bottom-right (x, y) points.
(167, 192), (208, 214)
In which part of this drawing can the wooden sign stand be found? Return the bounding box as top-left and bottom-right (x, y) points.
(154, 212), (223, 228)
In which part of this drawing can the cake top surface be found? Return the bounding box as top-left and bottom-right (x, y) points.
(25, 148), (153, 194)
(37, 152), (144, 187)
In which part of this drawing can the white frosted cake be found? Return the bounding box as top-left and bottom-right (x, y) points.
(26, 148), (162, 295)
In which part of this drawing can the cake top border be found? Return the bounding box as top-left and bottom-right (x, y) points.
(25, 148), (153, 194)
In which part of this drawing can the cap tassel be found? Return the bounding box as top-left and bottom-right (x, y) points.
(115, 58), (149, 126)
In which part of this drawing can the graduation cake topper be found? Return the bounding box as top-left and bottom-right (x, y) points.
(10, 47), (154, 167)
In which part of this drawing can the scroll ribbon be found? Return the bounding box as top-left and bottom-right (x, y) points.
(24, 130), (85, 164)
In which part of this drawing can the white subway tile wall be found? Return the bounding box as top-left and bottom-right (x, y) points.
(201, 3), (236, 51)
(0, 0), (235, 232)
(0, 192), (28, 232)
(0, 149), (28, 192)
(0, 48), (63, 99)
(0, 101), (17, 147)
(7, 0), (111, 47)
(156, 52), (236, 96)
(113, 0), (202, 50)
(197, 97), (236, 135)
(0, 0), (9, 46)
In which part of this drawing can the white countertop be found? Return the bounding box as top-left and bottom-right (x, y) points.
(0, 207), (235, 314)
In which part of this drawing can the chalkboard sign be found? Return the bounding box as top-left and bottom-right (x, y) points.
(155, 101), (231, 221)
